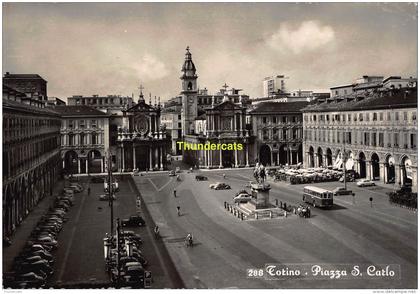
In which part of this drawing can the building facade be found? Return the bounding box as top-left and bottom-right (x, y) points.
(117, 95), (168, 171)
(3, 86), (61, 238)
(263, 75), (289, 97)
(3, 72), (48, 102)
(183, 100), (252, 168)
(53, 106), (110, 175)
(161, 111), (182, 154)
(303, 87), (417, 191)
(67, 94), (133, 114)
(250, 101), (308, 167)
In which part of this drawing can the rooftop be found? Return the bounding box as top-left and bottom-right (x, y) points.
(250, 101), (310, 114)
(303, 88), (417, 113)
(52, 105), (109, 116)
(4, 73), (47, 81)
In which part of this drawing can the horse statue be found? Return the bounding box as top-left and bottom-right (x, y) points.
(253, 162), (267, 184)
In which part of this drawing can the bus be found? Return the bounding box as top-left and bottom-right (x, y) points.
(302, 186), (333, 208)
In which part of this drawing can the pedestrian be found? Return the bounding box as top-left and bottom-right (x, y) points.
(307, 206), (311, 218)
(176, 206), (181, 216)
(284, 210), (287, 218)
(174, 189), (177, 198)
(87, 186), (91, 195)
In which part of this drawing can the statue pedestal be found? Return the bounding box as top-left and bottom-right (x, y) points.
(249, 183), (271, 209)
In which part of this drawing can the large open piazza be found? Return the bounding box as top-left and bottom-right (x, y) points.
(5, 167), (415, 289)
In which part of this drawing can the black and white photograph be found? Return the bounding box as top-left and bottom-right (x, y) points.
(2, 2), (418, 291)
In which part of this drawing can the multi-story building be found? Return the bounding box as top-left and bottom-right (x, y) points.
(3, 85), (61, 237)
(250, 101), (308, 166)
(263, 75), (289, 97)
(3, 72), (48, 102)
(161, 110), (183, 154)
(330, 75), (417, 98)
(53, 106), (110, 175)
(303, 87), (417, 191)
(251, 91), (329, 105)
(67, 94), (133, 114)
(46, 97), (66, 106)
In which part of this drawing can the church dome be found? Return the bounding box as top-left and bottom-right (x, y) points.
(181, 46), (197, 76)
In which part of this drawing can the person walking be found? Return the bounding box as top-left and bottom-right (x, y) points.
(174, 189), (177, 198)
(87, 186), (91, 196)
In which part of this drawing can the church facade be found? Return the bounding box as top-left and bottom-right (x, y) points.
(116, 94), (169, 172)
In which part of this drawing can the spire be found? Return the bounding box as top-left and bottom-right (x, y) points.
(181, 46), (196, 77)
(154, 96), (157, 106)
(158, 96), (161, 107)
(138, 84), (145, 103)
(149, 93), (152, 105)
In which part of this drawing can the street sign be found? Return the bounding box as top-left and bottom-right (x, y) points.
(136, 197), (141, 208)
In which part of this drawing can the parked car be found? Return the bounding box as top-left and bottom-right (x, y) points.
(233, 193), (252, 203)
(104, 181), (119, 192)
(69, 184), (83, 193)
(195, 175), (208, 181)
(356, 179), (376, 187)
(99, 194), (116, 201)
(175, 167), (181, 173)
(122, 215), (146, 227)
(209, 182), (231, 190)
(168, 170), (176, 176)
(332, 187), (355, 196)
(339, 176), (355, 183)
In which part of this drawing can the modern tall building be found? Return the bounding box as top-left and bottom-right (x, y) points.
(3, 84), (61, 238)
(262, 75), (289, 97)
(303, 86), (417, 192)
(3, 72), (48, 102)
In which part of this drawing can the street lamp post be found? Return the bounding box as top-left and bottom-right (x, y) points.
(107, 154), (114, 236)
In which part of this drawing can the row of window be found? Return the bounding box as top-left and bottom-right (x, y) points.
(73, 97), (130, 106)
(63, 133), (102, 146)
(305, 129), (417, 149)
(261, 116), (300, 124)
(4, 115), (61, 140)
(305, 111), (417, 123)
(261, 128), (300, 141)
(3, 136), (59, 179)
(65, 119), (101, 129)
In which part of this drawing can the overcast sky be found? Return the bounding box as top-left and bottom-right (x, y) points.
(3, 2), (418, 101)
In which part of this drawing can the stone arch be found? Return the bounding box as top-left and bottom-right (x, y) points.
(326, 148), (333, 167)
(371, 152), (380, 181)
(308, 146), (315, 168)
(400, 155), (413, 187)
(385, 154), (396, 184)
(359, 152), (367, 178)
(316, 147), (323, 167)
(279, 144), (288, 165)
(259, 144), (272, 166)
(64, 150), (79, 175)
(88, 149), (102, 174)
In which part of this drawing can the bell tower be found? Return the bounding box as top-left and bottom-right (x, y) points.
(180, 46), (198, 136)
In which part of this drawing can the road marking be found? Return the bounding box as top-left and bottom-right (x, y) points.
(58, 189), (87, 280)
(148, 178), (159, 191)
(158, 179), (173, 192)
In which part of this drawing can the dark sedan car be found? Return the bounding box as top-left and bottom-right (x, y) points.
(122, 215), (146, 227)
(195, 175), (208, 181)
